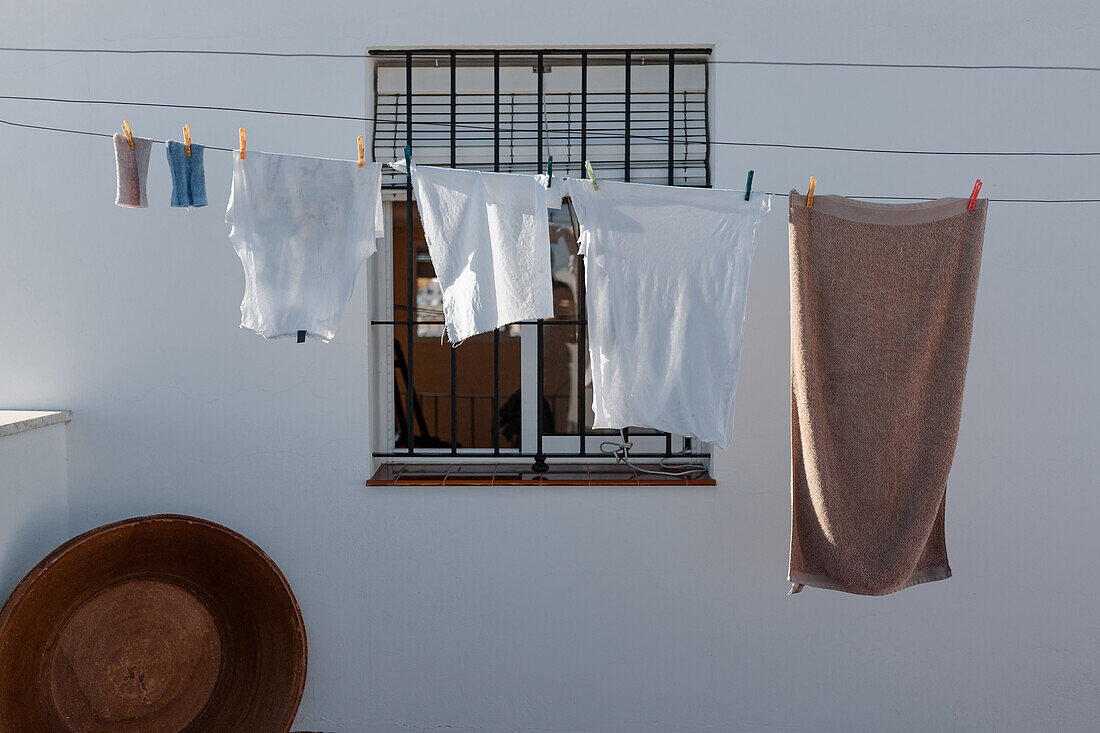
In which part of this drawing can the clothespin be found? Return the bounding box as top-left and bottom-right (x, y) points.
(357, 136), (365, 168)
(404, 144), (412, 174)
(584, 160), (599, 191)
(968, 179), (982, 211)
(806, 176), (816, 208)
(546, 155), (553, 185)
(183, 124), (192, 157)
(121, 120), (134, 149)
(744, 170), (754, 201)
(239, 128), (247, 160)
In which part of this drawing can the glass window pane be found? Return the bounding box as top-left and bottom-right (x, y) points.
(393, 201), (520, 450)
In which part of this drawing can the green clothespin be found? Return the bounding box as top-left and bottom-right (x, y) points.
(584, 160), (599, 191)
(404, 144), (412, 173)
(744, 170), (754, 201)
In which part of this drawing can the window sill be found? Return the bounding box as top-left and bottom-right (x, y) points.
(366, 463), (715, 487)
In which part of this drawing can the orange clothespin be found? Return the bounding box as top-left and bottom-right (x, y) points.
(183, 124), (192, 157)
(239, 128), (247, 160)
(357, 135), (365, 168)
(806, 176), (816, 208)
(968, 179), (982, 211)
(121, 120), (135, 149)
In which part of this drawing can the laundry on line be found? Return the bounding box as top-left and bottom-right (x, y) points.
(101, 115), (996, 594)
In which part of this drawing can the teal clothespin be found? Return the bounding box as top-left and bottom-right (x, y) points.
(744, 170), (754, 201)
(547, 155), (553, 184)
(404, 144), (412, 173)
(584, 160), (599, 191)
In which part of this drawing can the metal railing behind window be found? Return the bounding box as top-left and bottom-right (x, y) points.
(372, 48), (710, 187)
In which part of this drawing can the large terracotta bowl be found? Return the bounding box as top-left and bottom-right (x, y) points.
(0, 515), (307, 732)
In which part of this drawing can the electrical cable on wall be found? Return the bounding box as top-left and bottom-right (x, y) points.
(602, 431), (709, 479)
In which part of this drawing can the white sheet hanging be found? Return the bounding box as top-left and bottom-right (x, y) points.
(563, 178), (771, 448)
(226, 152), (384, 342)
(394, 163), (555, 343)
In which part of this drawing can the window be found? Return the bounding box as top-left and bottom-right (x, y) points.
(367, 47), (714, 482)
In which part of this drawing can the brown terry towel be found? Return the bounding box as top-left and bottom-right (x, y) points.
(788, 191), (986, 595)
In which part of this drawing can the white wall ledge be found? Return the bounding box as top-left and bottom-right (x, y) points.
(0, 411), (72, 439)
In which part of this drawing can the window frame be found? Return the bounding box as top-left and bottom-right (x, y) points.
(365, 47), (714, 475)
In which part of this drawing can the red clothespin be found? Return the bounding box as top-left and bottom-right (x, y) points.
(968, 179), (982, 211)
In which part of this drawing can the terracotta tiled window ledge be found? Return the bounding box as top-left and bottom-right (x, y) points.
(366, 463), (715, 487)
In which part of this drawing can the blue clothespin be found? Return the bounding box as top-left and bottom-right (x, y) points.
(744, 170), (754, 201)
(547, 155), (553, 185)
(404, 144), (412, 174)
(584, 160), (599, 191)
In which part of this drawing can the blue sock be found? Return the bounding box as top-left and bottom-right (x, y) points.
(166, 140), (207, 207)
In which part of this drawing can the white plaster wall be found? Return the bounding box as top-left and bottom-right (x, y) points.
(0, 423), (71, 600)
(1, 2), (1098, 731)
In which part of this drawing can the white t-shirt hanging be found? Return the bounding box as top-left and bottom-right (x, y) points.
(398, 163), (555, 343)
(563, 178), (771, 449)
(226, 152), (384, 342)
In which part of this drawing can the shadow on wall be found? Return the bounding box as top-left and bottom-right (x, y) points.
(0, 506), (71, 604)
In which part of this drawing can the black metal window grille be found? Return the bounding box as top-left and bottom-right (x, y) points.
(369, 47), (713, 471)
